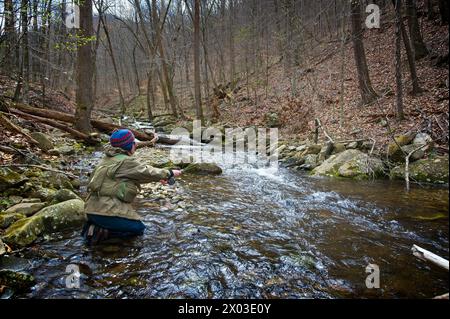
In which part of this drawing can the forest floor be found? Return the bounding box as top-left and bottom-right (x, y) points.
(218, 14), (449, 154)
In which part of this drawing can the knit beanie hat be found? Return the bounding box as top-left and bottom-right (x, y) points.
(110, 129), (135, 151)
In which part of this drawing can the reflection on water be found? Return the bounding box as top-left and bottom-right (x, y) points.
(19, 149), (449, 299)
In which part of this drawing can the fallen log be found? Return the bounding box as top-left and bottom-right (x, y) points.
(0, 112), (40, 147)
(12, 103), (180, 145)
(10, 109), (99, 145)
(411, 244), (449, 271)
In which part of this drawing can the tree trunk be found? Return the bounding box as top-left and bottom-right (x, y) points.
(405, 0), (429, 60)
(398, 2), (422, 95)
(146, 72), (155, 121)
(438, 0), (449, 24)
(74, 0), (95, 133)
(193, 0), (203, 122)
(394, 0), (405, 120)
(229, 0), (236, 86)
(98, 4), (126, 118)
(3, 0), (15, 73)
(350, 0), (378, 105)
(152, 0), (179, 118)
(20, 0), (30, 103)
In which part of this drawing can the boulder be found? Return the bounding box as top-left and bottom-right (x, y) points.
(312, 149), (385, 179)
(389, 143), (426, 163)
(0, 269), (35, 292)
(51, 189), (82, 204)
(0, 213), (26, 229)
(346, 141), (360, 149)
(283, 155), (305, 168)
(0, 168), (28, 192)
(318, 142), (334, 162)
(332, 143), (346, 154)
(4, 202), (45, 217)
(390, 156), (449, 184)
(265, 112), (280, 128)
(57, 145), (76, 156)
(301, 144), (322, 156)
(28, 185), (57, 202)
(183, 163), (223, 175)
(30, 132), (54, 151)
(387, 132), (417, 160)
(412, 133), (433, 146)
(0, 238), (5, 255)
(2, 199), (86, 247)
(298, 154), (319, 170)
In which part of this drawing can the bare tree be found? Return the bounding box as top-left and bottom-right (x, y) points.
(74, 0), (95, 133)
(394, 0), (405, 120)
(350, 0), (378, 105)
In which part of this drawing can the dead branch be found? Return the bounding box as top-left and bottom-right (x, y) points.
(0, 112), (40, 147)
(412, 244), (449, 271)
(405, 144), (428, 191)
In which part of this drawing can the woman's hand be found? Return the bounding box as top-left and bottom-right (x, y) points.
(172, 170), (182, 177)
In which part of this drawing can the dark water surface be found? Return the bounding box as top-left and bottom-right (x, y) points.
(18, 149), (449, 299)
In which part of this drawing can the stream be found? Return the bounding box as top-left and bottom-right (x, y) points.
(15, 141), (449, 299)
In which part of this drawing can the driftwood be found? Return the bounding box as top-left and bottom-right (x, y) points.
(411, 244), (449, 271)
(11, 103), (180, 145)
(10, 109), (99, 145)
(0, 164), (78, 179)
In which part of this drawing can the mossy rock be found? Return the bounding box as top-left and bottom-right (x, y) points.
(2, 199), (86, 247)
(5, 202), (45, 217)
(332, 143), (346, 154)
(312, 150), (385, 179)
(0, 168), (28, 192)
(390, 156), (449, 184)
(301, 144), (322, 156)
(49, 189), (82, 205)
(387, 132), (417, 159)
(0, 213), (26, 229)
(183, 163), (223, 175)
(0, 269), (35, 292)
(30, 132), (54, 151)
(28, 186), (57, 202)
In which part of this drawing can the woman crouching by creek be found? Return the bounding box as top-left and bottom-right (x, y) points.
(82, 129), (182, 244)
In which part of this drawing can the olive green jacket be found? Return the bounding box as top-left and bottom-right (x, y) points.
(85, 145), (170, 221)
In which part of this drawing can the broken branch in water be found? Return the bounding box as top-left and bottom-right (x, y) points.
(405, 144), (428, 191)
(0, 164), (78, 179)
(411, 244), (449, 271)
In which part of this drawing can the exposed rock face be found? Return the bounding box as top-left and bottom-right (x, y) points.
(5, 202), (45, 217)
(183, 163), (223, 175)
(390, 156), (449, 184)
(2, 199), (86, 247)
(312, 150), (385, 179)
(0, 168), (28, 192)
(30, 132), (54, 151)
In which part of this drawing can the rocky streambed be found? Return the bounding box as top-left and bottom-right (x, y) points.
(0, 128), (448, 298)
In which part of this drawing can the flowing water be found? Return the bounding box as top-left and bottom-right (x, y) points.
(15, 143), (449, 299)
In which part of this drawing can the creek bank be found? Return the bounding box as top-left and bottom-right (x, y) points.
(277, 132), (448, 185)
